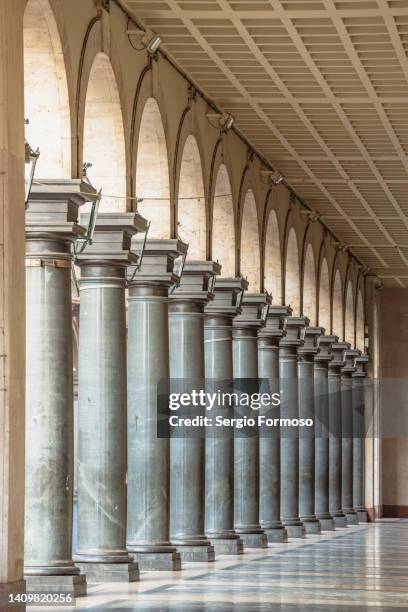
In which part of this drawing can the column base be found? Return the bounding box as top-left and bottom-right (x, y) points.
(265, 527), (288, 543)
(238, 533), (268, 548)
(25, 574), (86, 597)
(345, 511), (359, 525)
(284, 524), (306, 539)
(357, 510), (368, 523)
(176, 544), (215, 562)
(210, 538), (244, 555)
(318, 517), (335, 531)
(333, 514), (347, 528)
(0, 580), (26, 611)
(130, 551), (181, 571)
(302, 520), (321, 535)
(76, 562), (138, 583)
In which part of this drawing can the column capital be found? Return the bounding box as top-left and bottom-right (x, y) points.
(258, 304), (292, 340)
(205, 276), (248, 318)
(315, 334), (337, 363)
(26, 179), (96, 248)
(280, 315), (308, 348)
(128, 238), (188, 290)
(298, 326), (323, 358)
(353, 354), (369, 378)
(169, 260), (221, 306)
(329, 341), (349, 371)
(77, 212), (147, 268)
(233, 292), (271, 330)
(342, 348), (360, 375)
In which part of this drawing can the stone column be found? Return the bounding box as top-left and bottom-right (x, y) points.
(0, 1), (25, 603)
(341, 348), (360, 524)
(126, 239), (186, 571)
(353, 354), (369, 523)
(328, 342), (348, 528)
(169, 261), (220, 561)
(233, 293), (270, 549)
(25, 180), (95, 596)
(279, 317), (305, 538)
(74, 213), (146, 582)
(314, 335), (335, 531)
(204, 278), (247, 555)
(258, 306), (290, 543)
(298, 325), (321, 535)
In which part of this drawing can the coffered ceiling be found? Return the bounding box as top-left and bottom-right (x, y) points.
(125, 0), (408, 288)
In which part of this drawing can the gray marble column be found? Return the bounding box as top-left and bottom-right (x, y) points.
(298, 325), (321, 534)
(25, 180), (94, 596)
(279, 317), (305, 538)
(169, 261), (220, 561)
(328, 342), (348, 528)
(204, 278), (247, 555)
(126, 239), (186, 571)
(74, 213), (146, 582)
(233, 293), (271, 549)
(258, 306), (290, 543)
(341, 348), (360, 524)
(353, 354), (369, 523)
(314, 335), (335, 531)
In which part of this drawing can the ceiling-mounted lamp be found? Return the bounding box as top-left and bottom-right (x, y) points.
(24, 139), (40, 210)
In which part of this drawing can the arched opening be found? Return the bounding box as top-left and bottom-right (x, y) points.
(136, 98), (171, 238)
(177, 135), (206, 259)
(356, 289), (365, 352)
(345, 281), (355, 346)
(83, 52), (126, 212)
(211, 164), (235, 276)
(332, 270), (343, 339)
(264, 210), (282, 303)
(302, 244), (317, 324)
(23, 0), (71, 177)
(240, 190), (260, 291)
(285, 228), (300, 315)
(318, 258), (330, 333)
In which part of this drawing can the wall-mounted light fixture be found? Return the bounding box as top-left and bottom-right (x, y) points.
(206, 111), (235, 132)
(260, 169), (284, 186)
(126, 26), (161, 55)
(25, 139), (40, 210)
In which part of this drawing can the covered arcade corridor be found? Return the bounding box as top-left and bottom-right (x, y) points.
(1, 0), (408, 610)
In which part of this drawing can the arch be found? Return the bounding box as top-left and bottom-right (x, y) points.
(135, 98), (171, 238)
(332, 270), (343, 339)
(177, 134), (206, 259)
(23, 0), (71, 177)
(264, 209), (282, 303)
(82, 52), (126, 211)
(345, 280), (355, 346)
(318, 258), (330, 333)
(302, 243), (317, 324)
(240, 190), (261, 291)
(356, 287), (365, 352)
(211, 164), (235, 276)
(284, 228), (300, 315)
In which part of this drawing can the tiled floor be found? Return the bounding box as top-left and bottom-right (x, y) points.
(33, 520), (408, 611)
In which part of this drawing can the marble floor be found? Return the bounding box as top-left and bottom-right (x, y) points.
(30, 520), (408, 611)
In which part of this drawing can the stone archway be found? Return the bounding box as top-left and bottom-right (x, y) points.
(212, 164), (235, 276)
(240, 190), (261, 291)
(285, 228), (300, 315)
(264, 209), (282, 303)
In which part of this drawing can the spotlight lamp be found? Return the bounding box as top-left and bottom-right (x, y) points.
(143, 31), (161, 55)
(206, 111), (235, 132)
(260, 169), (283, 186)
(24, 139), (40, 210)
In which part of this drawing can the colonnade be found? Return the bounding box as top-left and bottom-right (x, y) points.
(24, 181), (369, 596)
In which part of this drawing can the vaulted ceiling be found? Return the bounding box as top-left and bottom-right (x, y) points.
(125, 0), (408, 288)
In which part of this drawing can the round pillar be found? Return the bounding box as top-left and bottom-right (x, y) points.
(353, 355), (369, 523)
(204, 278), (246, 555)
(328, 342), (348, 528)
(314, 335), (336, 531)
(258, 306), (290, 544)
(24, 180), (94, 596)
(279, 317), (305, 539)
(168, 261), (219, 562)
(232, 294), (270, 549)
(126, 239), (185, 570)
(341, 349), (359, 524)
(74, 213), (144, 583)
